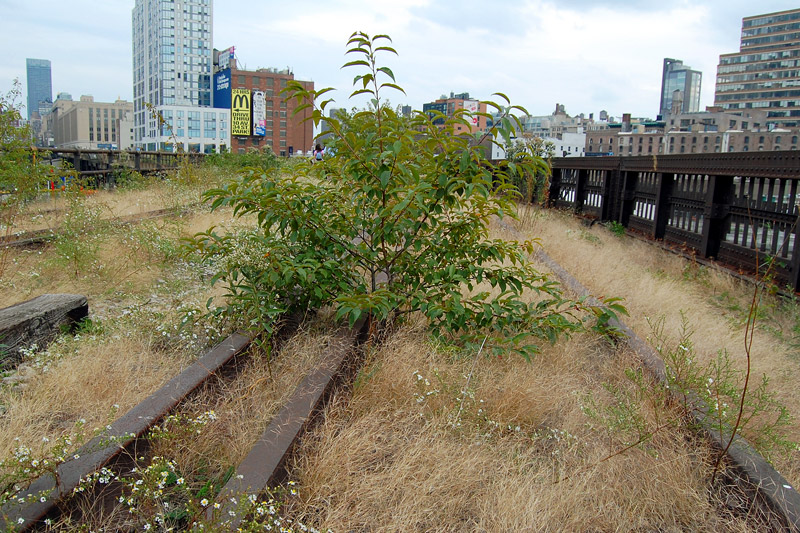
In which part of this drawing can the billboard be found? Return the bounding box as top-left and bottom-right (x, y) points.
(464, 100), (479, 126)
(231, 88), (251, 136)
(223, 46), (235, 69)
(252, 90), (266, 136)
(213, 69), (231, 109)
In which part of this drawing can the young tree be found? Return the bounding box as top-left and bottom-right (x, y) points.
(1, 80), (50, 276)
(504, 132), (555, 204)
(192, 32), (619, 358)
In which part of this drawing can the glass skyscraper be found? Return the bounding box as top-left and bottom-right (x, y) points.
(715, 8), (800, 128)
(659, 58), (702, 119)
(26, 58), (52, 120)
(132, 0), (226, 152)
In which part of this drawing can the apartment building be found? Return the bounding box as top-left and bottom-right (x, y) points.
(715, 8), (800, 128)
(132, 0), (228, 152)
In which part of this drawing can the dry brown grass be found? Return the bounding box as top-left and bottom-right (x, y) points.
(0, 173), (246, 489)
(0, 207), (243, 310)
(10, 166), (225, 235)
(287, 322), (762, 531)
(0, 326), (190, 462)
(506, 206), (800, 486)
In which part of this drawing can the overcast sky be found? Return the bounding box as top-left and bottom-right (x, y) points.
(2, 0), (798, 120)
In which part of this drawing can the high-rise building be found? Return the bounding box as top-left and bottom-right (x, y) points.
(26, 58), (52, 121)
(132, 0), (228, 152)
(659, 58), (702, 119)
(715, 8), (800, 129)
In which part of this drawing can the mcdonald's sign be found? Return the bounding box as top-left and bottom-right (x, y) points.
(231, 88), (251, 136)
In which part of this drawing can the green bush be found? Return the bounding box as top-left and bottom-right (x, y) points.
(191, 32), (619, 359)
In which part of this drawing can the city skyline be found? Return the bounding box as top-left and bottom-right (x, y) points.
(2, 0), (799, 120)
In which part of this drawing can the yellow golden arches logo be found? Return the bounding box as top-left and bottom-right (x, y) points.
(232, 92), (250, 110)
(231, 89), (251, 136)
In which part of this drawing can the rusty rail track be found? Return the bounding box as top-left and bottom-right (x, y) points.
(0, 315), (370, 531)
(1, 203), (203, 249)
(0, 332), (250, 530)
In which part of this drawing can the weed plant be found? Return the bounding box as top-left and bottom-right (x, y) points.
(192, 32), (623, 360)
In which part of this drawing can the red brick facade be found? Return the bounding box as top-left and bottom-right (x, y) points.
(230, 67), (314, 156)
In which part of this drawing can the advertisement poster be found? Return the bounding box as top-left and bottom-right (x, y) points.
(464, 100), (479, 125)
(231, 88), (251, 136)
(252, 90), (266, 136)
(213, 69), (231, 109)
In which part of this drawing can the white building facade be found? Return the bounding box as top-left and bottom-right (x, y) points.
(132, 0), (228, 152)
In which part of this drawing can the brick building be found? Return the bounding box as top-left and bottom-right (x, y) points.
(228, 66), (314, 156)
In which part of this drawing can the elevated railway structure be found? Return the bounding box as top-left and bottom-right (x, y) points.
(31, 148), (204, 188)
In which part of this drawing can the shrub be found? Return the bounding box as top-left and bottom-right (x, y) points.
(191, 32), (619, 359)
